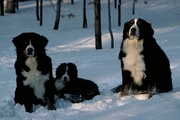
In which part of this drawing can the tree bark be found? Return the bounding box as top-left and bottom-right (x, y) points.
(40, 0), (43, 26)
(54, 0), (61, 30)
(15, 0), (18, 10)
(94, 0), (102, 50)
(36, 0), (39, 21)
(0, 0), (4, 16)
(108, 0), (114, 48)
(71, 0), (74, 4)
(83, 0), (87, 28)
(118, 0), (121, 26)
(114, 0), (116, 9)
(5, 0), (15, 13)
(132, 0), (136, 15)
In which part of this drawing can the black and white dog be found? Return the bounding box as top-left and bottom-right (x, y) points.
(55, 63), (100, 103)
(119, 18), (173, 98)
(12, 32), (56, 112)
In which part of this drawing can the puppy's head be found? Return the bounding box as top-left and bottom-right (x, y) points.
(123, 18), (154, 40)
(12, 32), (48, 57)
(55, 62), (78, 83)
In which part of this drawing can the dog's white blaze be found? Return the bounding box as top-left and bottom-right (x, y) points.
(61, 66), (70, 82)
(26, 40), (35, 57)
(122, 38), (146, 86)
(22, 57), (49, 101)
(129, 18), (140, 39)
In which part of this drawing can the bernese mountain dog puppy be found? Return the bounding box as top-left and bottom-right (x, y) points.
(55, 62), (100, 103)
(12, 32), (56, 113)
(119, 18), (173, 99)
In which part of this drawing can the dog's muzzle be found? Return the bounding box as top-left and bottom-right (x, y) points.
(26, 45), (34, 57)
(129, 27), (139, 39)
(130, 28), (136, 36)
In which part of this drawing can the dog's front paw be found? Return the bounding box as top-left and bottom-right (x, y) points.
(47, 98), (56, 110)
(47, 104), (56, 110)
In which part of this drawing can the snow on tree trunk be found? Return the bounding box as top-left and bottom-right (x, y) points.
(5, 0), (15, 13)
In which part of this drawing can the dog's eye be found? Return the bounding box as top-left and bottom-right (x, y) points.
(129, 21), (134, 26)
(31, 39), (37, 45)
(24, 40), (29, 45)
(137, 21), (141, 26)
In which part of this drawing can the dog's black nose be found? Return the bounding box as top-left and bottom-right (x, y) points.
(131, 28), (136, 35)
(27, 48), (33, 55)
(130, 28), (136, 36)
(63, 77), (68, 81)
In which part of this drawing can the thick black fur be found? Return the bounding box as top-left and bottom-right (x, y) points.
(119, 18), (173, 98)
(12, 32), (56, 112)
(55, 63), (100, 103)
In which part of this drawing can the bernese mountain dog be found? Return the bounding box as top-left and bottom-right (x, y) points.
(55, 62), (100, 103)
(12, 32), (56, 112)
(119, 18), (173, 99)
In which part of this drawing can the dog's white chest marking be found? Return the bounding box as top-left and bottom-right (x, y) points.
(22, 57), (49, 101)
(122, 38), (146, 86)
(55, 79), (65, 91)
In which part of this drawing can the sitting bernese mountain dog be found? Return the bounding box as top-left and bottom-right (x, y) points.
(12, 32), (56, 113)
(55, 62), (100, 103)
(119, 18), (173, 99)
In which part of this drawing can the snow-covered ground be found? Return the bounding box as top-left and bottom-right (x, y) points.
(0, 0), (180, 119)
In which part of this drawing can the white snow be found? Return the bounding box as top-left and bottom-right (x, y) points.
(0, 0), (180, 119)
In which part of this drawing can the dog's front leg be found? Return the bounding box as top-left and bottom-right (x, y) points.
(23, 86), (34, 113)
(45, 81), (56, 110)
(120, 84), (130, 97)
(148, 84), (153, 99)
(24, 102), (33, 113)
(47, 97), (56, 110)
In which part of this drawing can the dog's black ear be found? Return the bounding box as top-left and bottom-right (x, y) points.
(38, 35), (48, 48)
(122, 21), (130, 40)
(68, 63), (78, 78)
(55, 63), (66, 78)
(139, 19), (154, 37)
(12, 34), (22, 47)
(148, 23), (154, 36)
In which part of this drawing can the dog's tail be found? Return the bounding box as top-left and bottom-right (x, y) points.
(110, 84), (122, 93)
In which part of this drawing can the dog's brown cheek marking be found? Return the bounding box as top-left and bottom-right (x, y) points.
(23, 49), (26, 56)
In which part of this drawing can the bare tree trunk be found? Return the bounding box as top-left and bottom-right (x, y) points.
(5, 0), (15, 13)
(94, 0), (102, 50)
(54, 0), (61, 30)
(83, 0), (87, 28)
(40, 0), (43, 26)
(132, 0), (136, 15)
(36, 0), (39, 21)
(108, 0), (114, 48)
(14, 0), (18, 10)
(114, 0), (116, 9)
(0, 0), (4, 16)
(71, 0), (74, 4)
(118, 0), (121, 26)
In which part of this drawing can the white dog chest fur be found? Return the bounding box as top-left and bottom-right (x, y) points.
(122, 38), (146, 86)
(22, 57), (49, 101)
